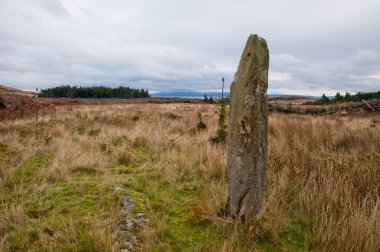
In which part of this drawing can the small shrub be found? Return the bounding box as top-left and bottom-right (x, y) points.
(88, 129), (101, 136)
(0, 95), (6, 109)
(269, 103), (301, 114)
(370, 118), (378, 128)
(71, 165), (101, 175)
(132, 136), (148, 148)
(132, 115), (140, 121)
(77, 124), (86, 135)
(203, 94), (215, 104)
(305, 107), (327, 114)
(163, 112), (180, 119)
(203, 93), (208, 103)
(210, 128), (228, 144)
(210, 93), (227, 144)
(18, 127), (32, 138)
(284, 103), (300, 114)
(197, 121), (207, 130)
(110, 137), (123, 147)
(99, 143), (110, 153)
(43, 133), (53, 144)
(197, 112), (207, 130)
(122, 135), (130, 141)
(118, 152), (133, 166)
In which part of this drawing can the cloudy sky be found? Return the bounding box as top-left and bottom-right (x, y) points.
(0, 0), (379, 95)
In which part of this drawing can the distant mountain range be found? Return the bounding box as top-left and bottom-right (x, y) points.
(151, 91), (229, 98)
(151, 91), (318, 99)
(0, 84), (320, 100)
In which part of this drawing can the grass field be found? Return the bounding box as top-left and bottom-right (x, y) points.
(0, 103), (379, 251)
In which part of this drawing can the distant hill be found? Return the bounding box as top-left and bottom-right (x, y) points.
(152, 91), (318, 99)
(151, 91), (229, 99)
(0, 85), (36, 97)
(0, 84), (318, 101)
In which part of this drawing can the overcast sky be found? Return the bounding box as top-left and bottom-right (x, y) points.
(0, 0), (379, 95)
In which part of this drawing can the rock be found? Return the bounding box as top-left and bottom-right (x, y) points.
(225, 34), (269, 221)
(116, 188), (149, 250)
(124, 243), (132, 250)
(125, 233), (137, 246)
(126, 219), (135, 229)
(115, 186), (126, 192)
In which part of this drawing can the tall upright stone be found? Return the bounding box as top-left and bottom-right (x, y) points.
(225, 34), (269, 221)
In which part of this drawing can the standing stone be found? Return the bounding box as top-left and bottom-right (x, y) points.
(225, 34), (269, 221)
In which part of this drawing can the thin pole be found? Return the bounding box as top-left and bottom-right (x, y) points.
(221, 77), (225, 100)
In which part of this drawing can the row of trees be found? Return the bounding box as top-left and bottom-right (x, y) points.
(305, 91), (380, 105)
(203, 94), (215, 103)
(39, 85), (150, 99)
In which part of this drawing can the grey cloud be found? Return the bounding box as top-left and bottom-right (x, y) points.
(0, 0), (379, 94)
(270, 49), (380, 95)
(35, 0), (68, 17)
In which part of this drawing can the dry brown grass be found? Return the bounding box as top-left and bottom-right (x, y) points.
(0, 102), (379, 251)
(266, 114), (380, 251)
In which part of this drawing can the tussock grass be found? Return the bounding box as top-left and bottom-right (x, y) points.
(0, 103), (379, 251)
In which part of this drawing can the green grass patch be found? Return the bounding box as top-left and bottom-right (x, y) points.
(3, 152), (51, 188)
(124, 146), (312, 251)
(0, 150), (122, 251)
(125, 150), (226, 251)
(0, 143), (311, 251)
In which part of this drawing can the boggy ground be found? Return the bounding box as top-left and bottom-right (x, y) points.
(0, 103), (379, 251)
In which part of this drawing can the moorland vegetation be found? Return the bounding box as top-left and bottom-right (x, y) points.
(0, 103), (379, 251)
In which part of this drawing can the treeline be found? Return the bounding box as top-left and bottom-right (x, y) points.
(203, 94), (230, 104)
(39, 85), (150, 99)
(203, 94), (214, 103)
(305, 91), (380, 105)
